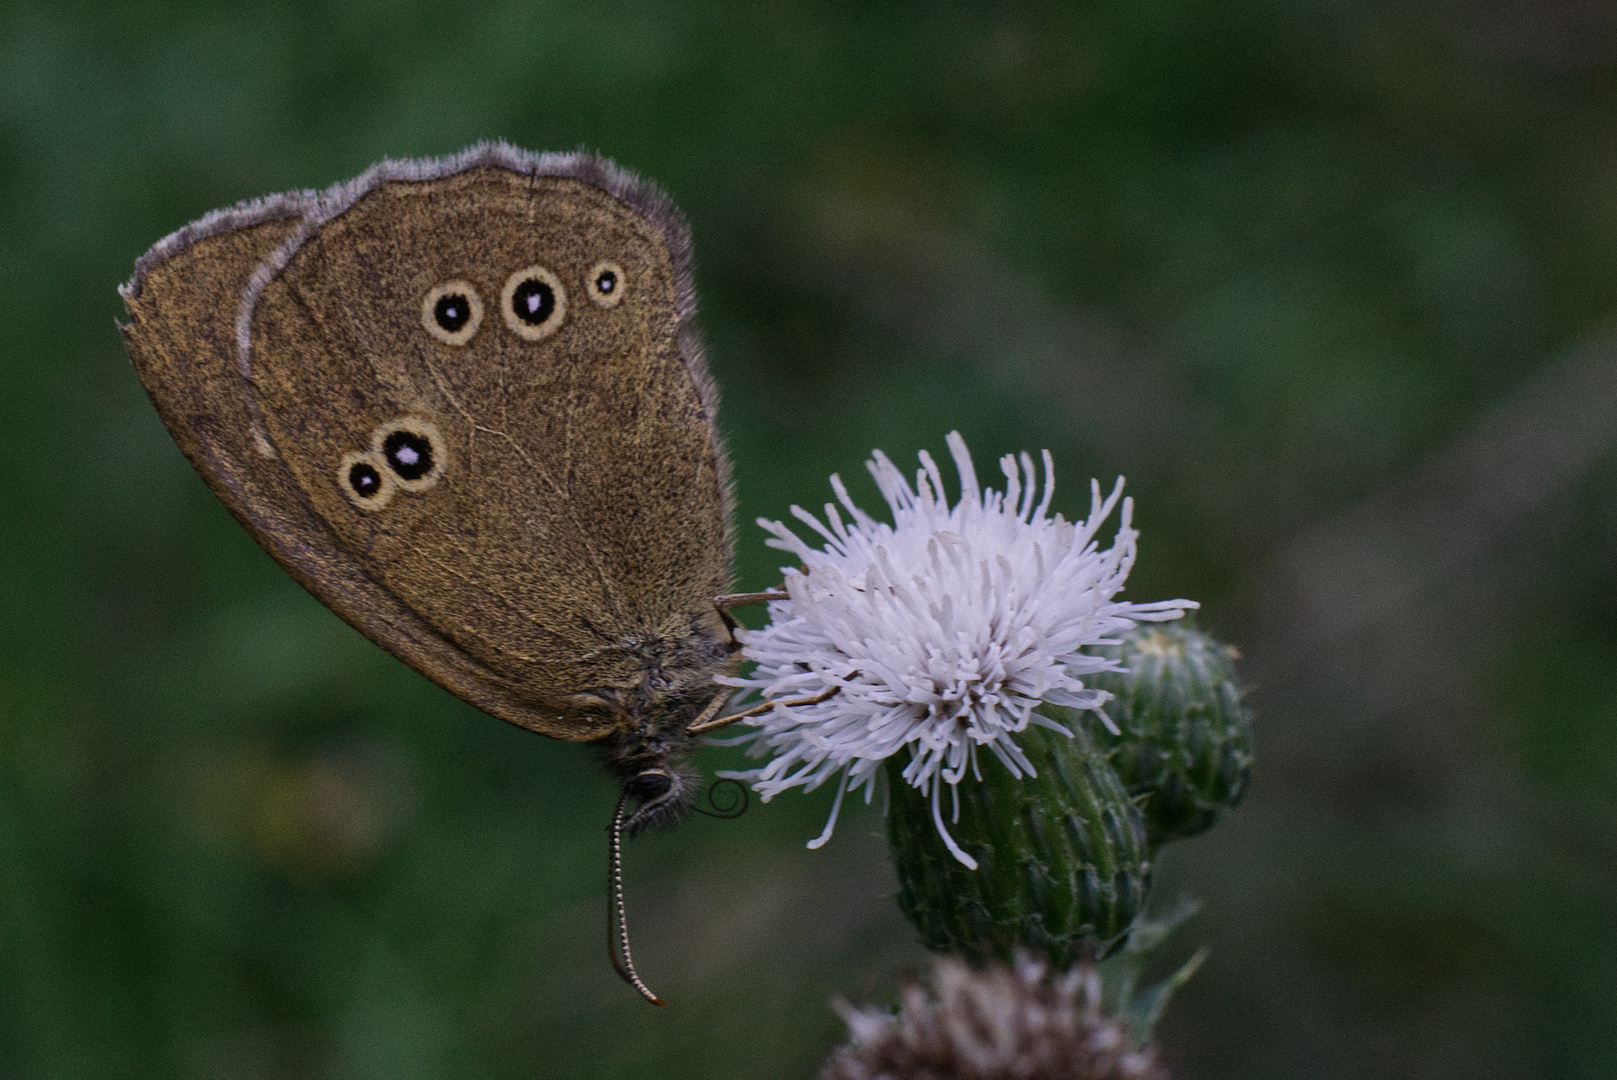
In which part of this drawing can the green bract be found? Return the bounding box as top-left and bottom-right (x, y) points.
(886, 723), (1150, 968)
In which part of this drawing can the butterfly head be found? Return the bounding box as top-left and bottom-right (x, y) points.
(620, 763), (700, 835)
(589, 686), (707, 836)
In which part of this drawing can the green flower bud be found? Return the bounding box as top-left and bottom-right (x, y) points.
(886, 723), (1151, 969)
(1080, 621), (1253, 846)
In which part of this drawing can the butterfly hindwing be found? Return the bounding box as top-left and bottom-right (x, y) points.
(123, 148), (732, 740)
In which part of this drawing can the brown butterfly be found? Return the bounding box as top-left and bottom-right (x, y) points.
(118, 144), (815, 1004)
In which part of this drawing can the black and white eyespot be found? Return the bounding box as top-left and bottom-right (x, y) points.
(370, 416), (446, 492)
(338, 450), (397, 511)
(421, 280), (484, 346)
(585, 261), (627, 309)
(500, 265), (567, 341)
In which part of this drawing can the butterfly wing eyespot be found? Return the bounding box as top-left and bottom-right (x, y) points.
(421, 280), (484, 346)
(370, 416), (447, 492)
(500, 265), (568, 340)
(338, 450), (397, 510)
(586, 261), (627, 308)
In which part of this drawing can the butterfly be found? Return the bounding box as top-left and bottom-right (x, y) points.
(118, 144), (809, 1003)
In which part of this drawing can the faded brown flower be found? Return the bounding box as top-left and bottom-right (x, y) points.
(820, 955), (1170, 1080)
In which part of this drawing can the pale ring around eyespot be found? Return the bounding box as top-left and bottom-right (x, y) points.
(370, 416), (447, 493)
(586, 261), (627, 308)
(421, 280), (484, 346)
(500, 265), (568, 341)
(338, 450), (397, 511)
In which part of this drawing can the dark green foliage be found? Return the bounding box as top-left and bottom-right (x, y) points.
(1099, 899), (1208, 1049)
(1075, 622), (1253, 846)
(886, 724), (1150, 969)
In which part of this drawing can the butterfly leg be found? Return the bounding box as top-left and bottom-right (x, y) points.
(712, 590), (788, 646)
(686, 686), (735, 733)
(686, 683), (841, 736)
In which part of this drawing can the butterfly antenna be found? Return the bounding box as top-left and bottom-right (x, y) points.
(608, 791), (666, 1006)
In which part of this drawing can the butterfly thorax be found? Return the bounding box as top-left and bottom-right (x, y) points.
(593, 619), (739, 834)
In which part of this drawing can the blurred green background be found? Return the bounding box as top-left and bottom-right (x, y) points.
(4, 1), (1617, 1076)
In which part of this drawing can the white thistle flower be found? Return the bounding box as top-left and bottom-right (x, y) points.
(717, 432), (1196, 868)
